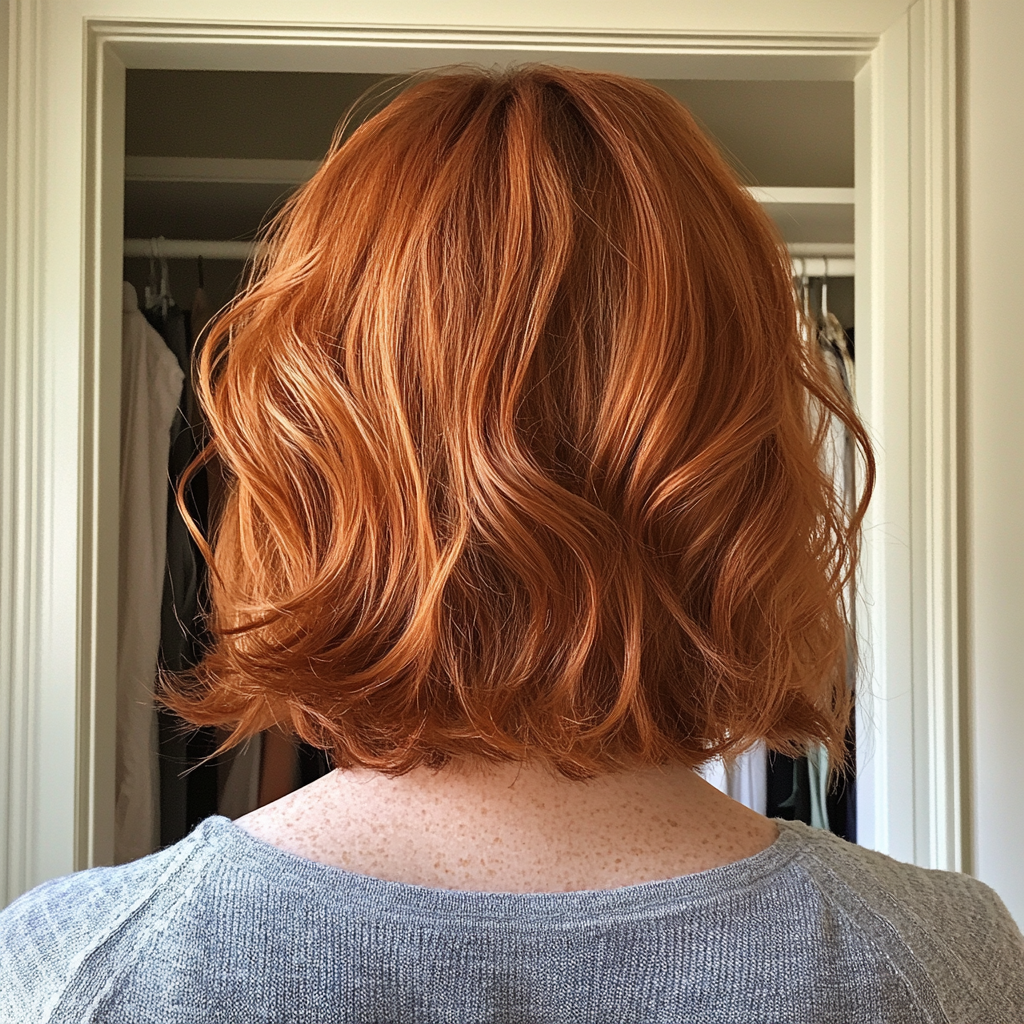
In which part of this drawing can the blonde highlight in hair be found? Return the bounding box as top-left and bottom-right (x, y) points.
(161, 65), (874, 779)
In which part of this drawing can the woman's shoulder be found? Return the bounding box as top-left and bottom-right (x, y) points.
(779, 820), (1024, 1020)
(781, 817), (1019, 939)
(0, 820), (219, 1022)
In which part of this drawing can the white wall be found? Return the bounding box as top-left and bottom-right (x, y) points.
(964, 0), (1024, 925)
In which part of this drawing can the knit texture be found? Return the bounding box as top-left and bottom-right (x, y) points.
(1, 816), (1021, 1022)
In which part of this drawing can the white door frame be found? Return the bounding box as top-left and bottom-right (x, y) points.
(0, 0), (959, 903)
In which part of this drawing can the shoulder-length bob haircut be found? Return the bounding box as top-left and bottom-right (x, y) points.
(163, 65), (874, 779)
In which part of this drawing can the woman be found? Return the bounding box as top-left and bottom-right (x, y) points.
(2, 66), (1021, 1022)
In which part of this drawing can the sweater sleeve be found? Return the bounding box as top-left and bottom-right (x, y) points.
(794, 827), (1024, 1023)
(0, 838), (208, 1023)
(919, 870), (1024, 1021)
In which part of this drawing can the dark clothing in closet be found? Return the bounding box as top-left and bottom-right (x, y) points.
(144, 300), (220, 846)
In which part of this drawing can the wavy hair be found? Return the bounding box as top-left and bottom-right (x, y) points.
(161, 65), (874, 778)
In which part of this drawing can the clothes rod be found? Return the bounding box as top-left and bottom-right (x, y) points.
(791, 257), (854, 277)
(124, 239), (257, 260)
(123, 238), (855, 277)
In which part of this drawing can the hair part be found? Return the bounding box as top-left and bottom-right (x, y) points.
(161, 65), (874, 780)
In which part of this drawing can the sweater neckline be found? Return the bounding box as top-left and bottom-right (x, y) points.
(198, 814), (810, 930)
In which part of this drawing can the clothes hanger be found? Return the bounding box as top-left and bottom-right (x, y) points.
(144, 237), (173, 319)
(145, 237), (159, 312)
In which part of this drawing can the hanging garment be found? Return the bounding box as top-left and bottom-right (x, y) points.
(146, 298), (202, 676)
(726, 743), (768, 815)
(822, 308), (855, 401)
(840, 712), (857, 843)
(298, 743), (334, 787)
(767, 752), (812, 824)
(818, 306), (859, 839)
(807, 743), (831, 831)
(217, 734), (264, 821)
(190, 255), (216, 343)
(142, 254), (221, 845)
(803, 329), (855, 832)
(699, 743), (767, 815)
(819, 311), (857, 531)
(115, 282), (185, 864)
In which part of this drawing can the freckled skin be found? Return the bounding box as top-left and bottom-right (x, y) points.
(236, 762), (779, 894)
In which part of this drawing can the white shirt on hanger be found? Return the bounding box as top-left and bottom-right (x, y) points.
(699, 742), (767, 816)
(115, 282), (185, 863)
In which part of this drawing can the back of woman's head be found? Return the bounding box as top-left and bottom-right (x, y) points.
(164, 65), (873, 778)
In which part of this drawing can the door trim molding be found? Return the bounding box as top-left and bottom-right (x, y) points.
(852, 0), (961, 872)
(0, 0), (961, 903)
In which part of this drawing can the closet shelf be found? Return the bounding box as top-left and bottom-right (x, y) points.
(747, 187), (853, 205)
(123, 237), (854, 276)
(124, 158), (856, 208)
(125, 156), (319, 186)
(788, 242), (853, 257)
(123, 160), (855, 251)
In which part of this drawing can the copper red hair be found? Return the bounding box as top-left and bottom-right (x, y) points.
(161, 65), (874, 778)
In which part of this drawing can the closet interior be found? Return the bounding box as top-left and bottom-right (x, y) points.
(119, 69), (857, 863)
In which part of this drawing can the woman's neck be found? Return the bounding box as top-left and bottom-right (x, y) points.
(236, 759), (778, 893)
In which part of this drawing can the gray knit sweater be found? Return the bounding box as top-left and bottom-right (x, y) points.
(1, 815), (1021, 1023)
